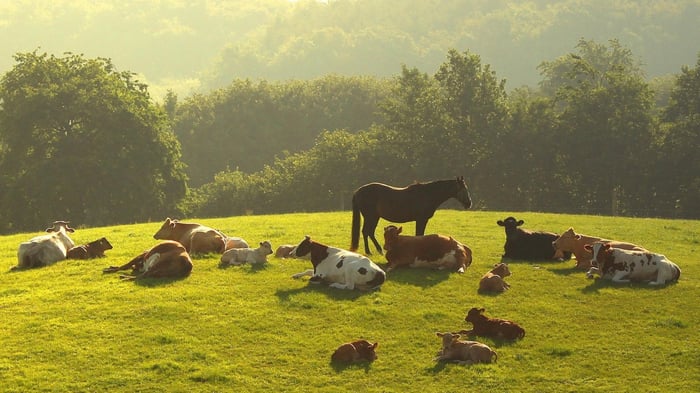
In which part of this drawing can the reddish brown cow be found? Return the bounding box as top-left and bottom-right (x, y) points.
(153, 218), (226, 254)
(552, 227), (647, 269)
(331, 340), (378, 363)
(460, 307), (525, 340)
(382, 225), (472, 273)
(478, 263), (511, 293)
(66, 237), (113, 259)
(103, 240), (193, 281)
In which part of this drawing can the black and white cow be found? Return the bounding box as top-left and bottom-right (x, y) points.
(291, 235), (386, 291)
(584, 242), (681, 285)
(497, 216), (571, 261)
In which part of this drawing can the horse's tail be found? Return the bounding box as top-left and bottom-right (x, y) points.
(350, 193), (361, 252)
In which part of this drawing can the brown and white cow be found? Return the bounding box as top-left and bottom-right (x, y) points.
(552, 227), (647, 269)
(291, 236), (386, 291)
(66, 237), (113, 259)
(331, 340), (378, 363)
(103, 240), (193, 281)
(584, 242), (681, 285)
(153, 218), (226, 254)
(478, 263), (511, 293)
(382, 225), (472, 273)
(435, 332), (497, 365)
(14, 221), (75, 270)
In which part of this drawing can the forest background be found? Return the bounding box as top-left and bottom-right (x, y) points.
(0, 0), (699, 233)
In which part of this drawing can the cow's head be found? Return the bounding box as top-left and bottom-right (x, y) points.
(46, 221), (75, 233)
(465, 307), (488, 324)
(382, 225), (402, 251)
(259, 240), (273, 255)
(353, 340), (378, 361)
(584, 242), (610, 268)
(552, 227), (578, 251)
(290, 236), (312, 258)
(153, 218), (176, 240)
(436, 332), (460, 350)
(492, 262), (511, 277)
(91, 237), (113, 251)
(352, 260), (386, 291)
(497, 217), (524, 238)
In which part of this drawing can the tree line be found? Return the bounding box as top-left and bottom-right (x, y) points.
(0, 39), (698, 233)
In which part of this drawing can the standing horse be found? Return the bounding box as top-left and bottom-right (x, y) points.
(350, 176), (472, 255)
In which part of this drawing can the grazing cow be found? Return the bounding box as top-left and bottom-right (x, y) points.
(478, 263), (511, 293)
(291, 236), (386, 291)
(331, 340), (378, 363)
(435, 332), (497, 365)
(220, 241), (273, 266)
(153, 218), (226, 254)
(584, 242), (681, 285)
(552, 227), (647, 269)
(460, 307), (525, 340)
(497, 217), (571, 261)
(66, 237), (113, 259)
(275, 244), (296, 258)
(382, 225), (472, 273)
(224, 236), (249, 251)
(103, 240), (193, 280)
(14, 221), (75, 270)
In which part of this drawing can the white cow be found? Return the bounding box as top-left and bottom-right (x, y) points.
(584, 242), (681, 285)
(14, 221), (76, 270)
(290, 236), (386, 291)
(220, 240), (273, 266)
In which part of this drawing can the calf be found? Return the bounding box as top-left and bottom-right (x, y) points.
(497, 217), (571, 261)
(331, 340), (378, 363)
(66, 237), (113, 259)
(153, 218), (226, 254)
(103, 240), (193, 281)
(14, 221), (75, 270)
(275, 244), (296, 258)
(552, 227), (647, 269)
(435, 332), (497, 365)
(382, 225), (472, 273)
(291, 235), (386, 291)
(584, 242), (681, 285)
(220, 241), (273, 266)
(461, 307), (525, 340)
(225, 236), (249, 250)
(478, 263), (511, 293)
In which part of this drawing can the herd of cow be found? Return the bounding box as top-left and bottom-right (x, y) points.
(10, 209), (681, 365)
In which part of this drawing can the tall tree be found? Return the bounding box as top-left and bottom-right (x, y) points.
(0, 51), (187, 232)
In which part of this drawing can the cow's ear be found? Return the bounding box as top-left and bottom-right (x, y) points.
(479, 308), (485, 313)
(398, 226), (403, 234)
(304, 235), (311, 241)
(584, 245), (592, 251)
(436, 332), (444, 337)
(575, 235), (581, 240)
(371, 342), (378, 349)
(497, 220), (504, 226)
(452, 334), (461, 340)
(517, 220), (524, 226)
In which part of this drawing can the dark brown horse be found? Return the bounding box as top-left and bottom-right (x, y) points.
(350, 176), (472, 254)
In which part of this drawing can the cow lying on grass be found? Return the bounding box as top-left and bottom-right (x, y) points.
(153, 218), (226, 254)
(435, 332), (497, 364)
(584, 242), (681, 285)
(552, 227), (646, 269)
(103, 240), (193, 281)
(460, 307), (525, 340)
(382, 225), (472, 273)
(331, 340), (378, 363)
(220, 241), (273, 266)
(478, 263), (511, 293)
(14, 221), (75, 270)
(66, 237), (113, 259)
(498, 217), (570, 261)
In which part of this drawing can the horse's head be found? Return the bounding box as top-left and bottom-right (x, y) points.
(454, 176), (472, 209)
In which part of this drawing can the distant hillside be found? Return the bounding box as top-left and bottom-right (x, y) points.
(1, 0), (698, 99)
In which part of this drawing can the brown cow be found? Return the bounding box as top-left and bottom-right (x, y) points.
(552, 227), (647, 269)
(460, 307), (525, 340)
(153, 218), (226, 254)
(382, 225), (472, 273)
(66, 237), (113, 259)
(435, 332), (497, 364)
(331, 340), (378, 363)
(478, 263), (511, 293)
(103, 240), (193, 280)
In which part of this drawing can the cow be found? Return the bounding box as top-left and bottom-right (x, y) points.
(552, 227), (647, 269)
(14, 221), (75, 270)
(460, 307), (526, 340)
(103, 240), (193, 281)
(435, 332), (497, 365)
(497, 216), (571, 261)
(290, 235), (386, 291)
(225, 236), (249, 251)
(220, 241), (273, 266)
(275, 244), (297, 258)
(584, 242), (681, 285)
(66, 237), (113, 259)
(478, 263), (511, 293)
(153, 218), (226, 254)
(331, 340), (378, 363)
(382, 225), (472, 273)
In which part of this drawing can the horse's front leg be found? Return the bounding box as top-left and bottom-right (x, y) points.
(415, 218), (428, 236)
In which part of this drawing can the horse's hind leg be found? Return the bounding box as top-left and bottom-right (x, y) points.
(361, 215), (382, 255)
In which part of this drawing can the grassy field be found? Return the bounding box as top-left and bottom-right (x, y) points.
(0, 210), (698, 392)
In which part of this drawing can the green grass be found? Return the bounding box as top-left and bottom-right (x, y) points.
(1, 211), (699, 392)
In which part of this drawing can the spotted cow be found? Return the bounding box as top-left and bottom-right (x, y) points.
(552, 227), (647, 269)
(584, 242), (681, 285)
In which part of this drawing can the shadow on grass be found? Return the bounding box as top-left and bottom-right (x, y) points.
(548, 266), (583, 276)
(275, 283), (374, 302)
(580, 278), (679, 294)
(217, 262), (269, 274)
(130, 275), (191, 287)
(382, 267), (452, 288)
(330, 360), (374, 373)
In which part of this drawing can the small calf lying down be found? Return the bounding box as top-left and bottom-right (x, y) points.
(66, 237), (113, 259)
(220, 241), (273, 266)
(224, 236), (249, 250)
(275, 244), (296, 258)
(331, 340), (378, 363)
(478, 263), (511, 293)
(460, 307), (525, 340)
(435, 332), (497, 364)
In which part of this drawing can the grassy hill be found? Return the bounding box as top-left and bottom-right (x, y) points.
(1, 211), (698, 392)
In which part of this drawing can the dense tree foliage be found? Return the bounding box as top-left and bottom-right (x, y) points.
(0, 52), (187, 232)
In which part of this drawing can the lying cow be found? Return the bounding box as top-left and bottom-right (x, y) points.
(103, 240), (193, 281)
(66, 237), (113, 259)
(460, 307), (525, 340)
(584, 242), (681, 285)
(153, 218), (226, 254)
(331, 340), (378, 363)
(498, 217), (571, 261)
(225, 236), (249, 250)
(478, 263), (511, 293)
(552, 227), (647, 269)
(275, 244), (296, 258)
(220, 241), (273, 266)
(435, 332), (497, 365)
(382, 225), (472, 273)
(291, 235), (386, 291)
(14, 221), (75, 270)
